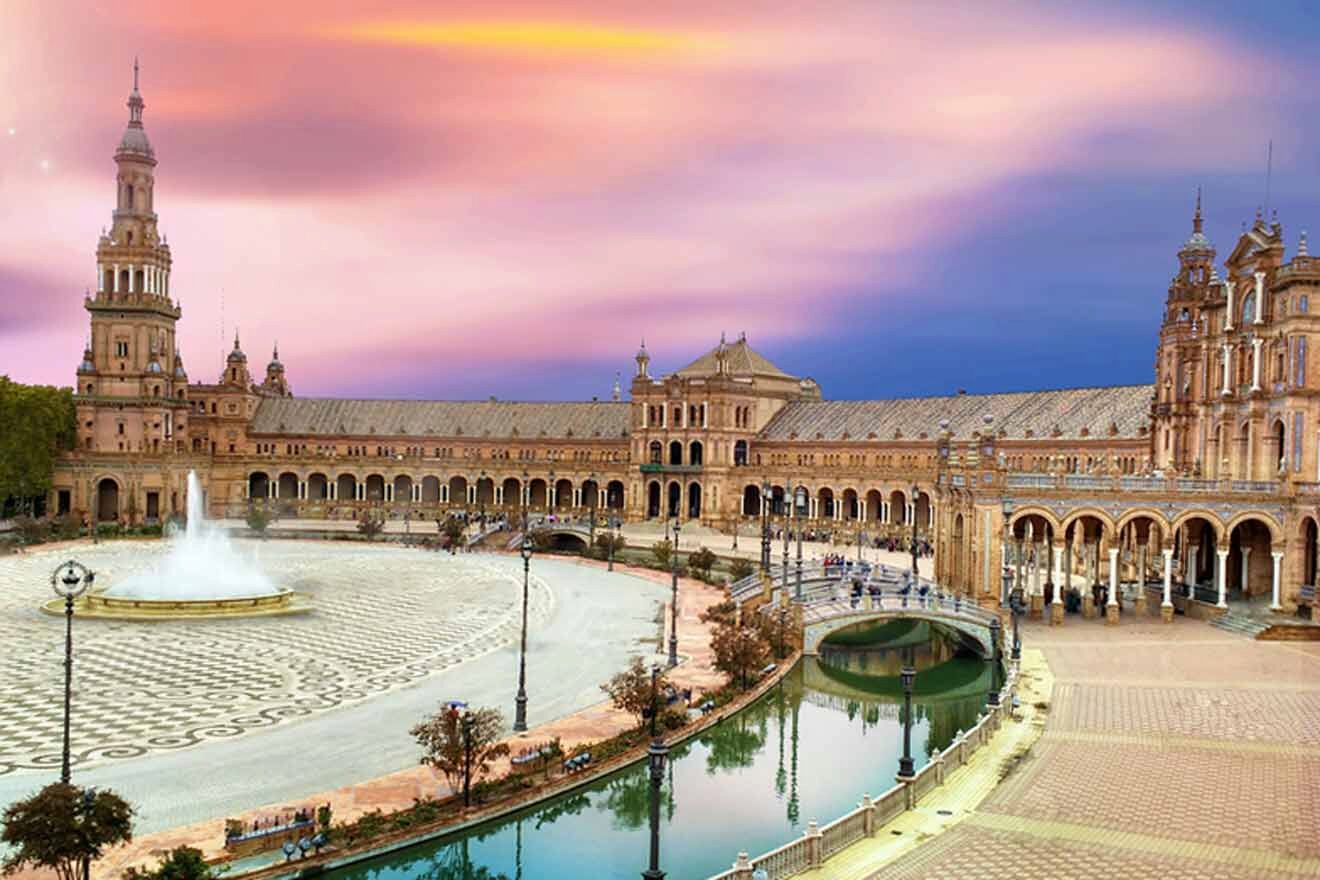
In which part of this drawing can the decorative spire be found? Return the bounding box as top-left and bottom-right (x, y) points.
(127, 58), (144, 124)
(1193, 186), (1203, 234)
(611, 371), (622, 402)
(1300, 230), (1310, 258)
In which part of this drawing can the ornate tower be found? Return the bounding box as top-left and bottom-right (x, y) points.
(77, 62), (187, 456)
(260, 343), (292, 397)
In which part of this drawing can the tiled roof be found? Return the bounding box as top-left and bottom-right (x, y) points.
(759, 385), (1153, 442)
(249, 398), (631, 439)
(675, 339), (794, 379)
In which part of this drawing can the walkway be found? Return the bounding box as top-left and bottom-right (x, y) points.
(857, 616), (1320, 878)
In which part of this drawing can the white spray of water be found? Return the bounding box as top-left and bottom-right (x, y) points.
(105, 470), (280, 600)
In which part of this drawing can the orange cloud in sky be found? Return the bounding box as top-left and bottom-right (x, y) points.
(325, 19), (718, 57)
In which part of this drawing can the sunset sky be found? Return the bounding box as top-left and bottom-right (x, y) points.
(2, 1), (1318, 401)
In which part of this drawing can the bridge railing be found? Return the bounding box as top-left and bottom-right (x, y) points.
(707, 665), (1018, 880)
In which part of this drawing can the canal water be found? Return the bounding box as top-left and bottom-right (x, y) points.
(331, 621), (992, 880)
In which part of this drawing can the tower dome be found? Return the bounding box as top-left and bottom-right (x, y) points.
(116, 59), (154, 161)
(227, 332), (247, 363)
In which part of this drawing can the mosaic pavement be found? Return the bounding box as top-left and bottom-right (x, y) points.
(0, 542), (552, 775)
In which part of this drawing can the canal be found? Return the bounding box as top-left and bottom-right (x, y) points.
(330, 620), (994, 880)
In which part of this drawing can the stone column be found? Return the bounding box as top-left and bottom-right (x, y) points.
(1051, 544), (1064, 625)
(1225, 279), (1235, 330)
(1240, 547), (1252, 598)
(1254, 270), (1265, 324)
(1271, 550), (1284, 610)
(385, 484), (394, 503)
(1251, 338), (1263, 391)
(298, 480), (307, 500)
(1082, 541), (1096, 619)
(1221, 344), (1232, 395)
(1161, 547), (1174, 622)
(113, 264), (120, 292)
(1135, 544), (1148, 617)
(128, 264), (135, 292)
(1186, 543), (1198, 596)
(1216, 548), (1229, 608)
(1106, 547), (1120, 625)
(1030, 540), (1044, 618)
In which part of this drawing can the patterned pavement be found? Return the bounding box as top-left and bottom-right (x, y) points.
(0, 541), (551, 775)
(868, 616), (1320, 879)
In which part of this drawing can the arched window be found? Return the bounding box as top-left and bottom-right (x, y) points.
(649, 441), (662, 464)
(689, 441), (703, 466)
(1241, 292), (1255, 325)
(668, 441), (683, 466)
(734, 439), (748, 466)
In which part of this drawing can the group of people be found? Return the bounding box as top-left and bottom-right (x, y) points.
(224, 804), (324, 841)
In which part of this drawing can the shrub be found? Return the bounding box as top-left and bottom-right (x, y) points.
(728, 557), (756, 582)
(650, 540), (672, 569)
(245, 505), (270, 536)
(688, 547), (717, 579)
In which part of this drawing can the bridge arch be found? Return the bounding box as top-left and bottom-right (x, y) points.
(802, 605), (997, 660)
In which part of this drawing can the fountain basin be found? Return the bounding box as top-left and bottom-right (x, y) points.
(42, 589), (312, 621)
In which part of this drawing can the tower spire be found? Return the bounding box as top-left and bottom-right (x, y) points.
(1193, 187), (1203, 234)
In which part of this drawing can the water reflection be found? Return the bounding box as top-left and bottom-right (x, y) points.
(334, 629), (988, 880)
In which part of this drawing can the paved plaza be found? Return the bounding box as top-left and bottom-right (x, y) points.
(0, 540), (670, 834)
(864, 618), (1320, 879)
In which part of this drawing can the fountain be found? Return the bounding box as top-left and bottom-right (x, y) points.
(44, 471), (311, 620)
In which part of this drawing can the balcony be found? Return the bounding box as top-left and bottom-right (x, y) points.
(640, 463), (703, 474)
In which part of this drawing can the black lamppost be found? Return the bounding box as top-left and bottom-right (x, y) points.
(478, 470), (487, 525)
(514, 535), (533, 732)
(521, 470), (529, 533)
(988, 617), (1003, 707)
(588, 471), (598, 550)
(1010, 582), (1026, 662)
(910, 483), (920, 578)
(1001, 498), (1015, 607)
(51, 560), (93, 784)
(781, 482), (791, 600)
(668, 520), (681, 667)
(642, 665), (667, 880)
(608, 514), (620, 572)
(759, 480), (772, 574)
(794, 486), (807, 600)
(898, 650), (916, 778)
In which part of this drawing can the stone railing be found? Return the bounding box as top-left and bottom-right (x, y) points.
(1003, 474), (1281, 496)
(708, 668), (1017, 880)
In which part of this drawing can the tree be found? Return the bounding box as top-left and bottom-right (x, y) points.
(124, 846), (212, 880)
(595, 532), (626, 557)
(687, 547), (717, 579)
(650, 540), (672, 569)
(441, 517), (465, 551)
(728, 557), (755, 582)
(0, 378), (75, 517)
(699, 600), (738, 627)
(1, 782), (134, 880)
(410, 705), (510, 806)
(710, 621), (772, 690)
(601, 657), (670, 729)
(245, 504), (270, 537)
(357, 510), (385, 541)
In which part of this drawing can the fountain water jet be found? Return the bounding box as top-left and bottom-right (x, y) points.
(43, 471), (311, 620)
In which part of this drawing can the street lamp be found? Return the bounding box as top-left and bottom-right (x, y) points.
(588, 471), (598, 551)
(781, 482), (791, 601)
(521, 470), (529, 533)
(478, 470), (487, 525)
(898, 651), (916, 778)
(608, 514), (620, 572)
(794, 486), (807, 600)
(910, 484), (920, 578)
(988, 617), (1003, 707)
(760, 480), (772, 574)
(1010, 581), (1026, 663)
(514, 535), (533, 732)
(642, 665), (668, 880)
(668, 519), (681, 667)
(51, 560), (93, 784)
(1001, 498), (1015, 606)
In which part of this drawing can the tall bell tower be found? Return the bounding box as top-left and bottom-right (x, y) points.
(77, 61), (187, 455)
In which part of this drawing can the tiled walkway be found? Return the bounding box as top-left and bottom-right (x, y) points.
(866, 616), (1320, 878)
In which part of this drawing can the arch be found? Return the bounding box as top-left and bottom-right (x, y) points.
(554, 478), (573, 509)
(502, 477), (522, 508)
(1007, 506), (1063, 535)
(1227, 515), (1277, 599)
(648, 441), (662, 464)
(1114, 507), (1171, 536)
(647, 480), (662, 519)
(733, 440), (748, 467)
(336, 473), (357, 501)
(96, 477), (120, 522)
(818, 487), (836, 519)
(393, 474), (414, 503)
(581, 478), (600, 509)
(770, 484), (786, 517)
(802, 608), (994, 659)
(742, 483), (762, 517)
(528, 478), (547, 508)
(1271, 418), (1286, 474)
(248, 471), (271, 499)
(364, 473), (386, 502)
(606, 480), (625, 509)
(1059, 507), (1118, 537)
(841, 488), (860, 521)
(689, 441), (704, 467)
(888, 489), (907, 524)
(1301, 516), (1319, 591)
(277, 471), (299, 500)
(865, 489), (883, 522)
(476, 475), (495, 507)
(421, 476), (442, 503)
(1168, 509), (1225, 545)
(914, 491), (931, 531)
(307, 473), (329, 500)
(666, 480), (681, 518)
(687, 482), (702, 519)
(668, 441), (683, 466)
(448, 475), (468, 505)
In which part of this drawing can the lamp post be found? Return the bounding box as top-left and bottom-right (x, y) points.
(51, 560), (93, 784)
(668, 520), (681, 667)
(1001, 497), (1016, 606)
(478, 470), (487, 525)
(759, 480), (772, 574)
(910, 484), (920, 578)
(514, 535), (533, 732)
(781, 482), (791, 601)
(642, 665), (667, 880)
(794, 486), (807, 600)
(588, 471), (598, 551)
(521, 470), (529, 533)
(608, 514), (619, 572)
(988, 617), (1003, 707)
(1010, 582), (1025, 663)
(898, 651), (916, 778)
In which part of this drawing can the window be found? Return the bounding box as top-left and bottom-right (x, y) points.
(114, 340), (129, 358)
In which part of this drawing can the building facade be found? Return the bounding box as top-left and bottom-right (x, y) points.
(51, 75), (1320, 619)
